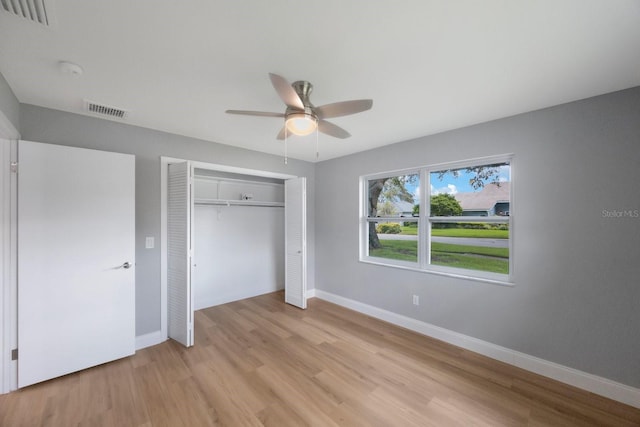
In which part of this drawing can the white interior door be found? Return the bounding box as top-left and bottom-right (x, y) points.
(17, 141), (135, 388)
(285, 177), (307, 309)
(167, 161), (193, 347)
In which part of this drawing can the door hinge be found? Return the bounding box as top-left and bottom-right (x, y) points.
(10, 162), (18, 173)
(11, 348), (18, 360)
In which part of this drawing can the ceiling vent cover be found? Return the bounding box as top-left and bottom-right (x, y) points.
(1, 0), (54, 26)
(84, 100), (130, 120)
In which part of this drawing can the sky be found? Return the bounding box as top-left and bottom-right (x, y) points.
(405, 164), (511, 201)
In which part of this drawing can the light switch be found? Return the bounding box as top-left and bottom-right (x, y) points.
(145, 237), (154, 249)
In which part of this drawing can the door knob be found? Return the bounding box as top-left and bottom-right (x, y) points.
(120, 262), (132, 269)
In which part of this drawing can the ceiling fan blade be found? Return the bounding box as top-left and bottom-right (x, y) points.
(269, 73), (304, 110)
(276, 126), (285, 140)
(318, 120), (351, 139)
(315, 99), (373, 119)
(226, 110), (284, 118)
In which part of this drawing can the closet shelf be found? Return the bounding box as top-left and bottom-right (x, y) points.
(194, 198), (284, 208)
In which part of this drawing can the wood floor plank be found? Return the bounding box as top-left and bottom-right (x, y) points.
(1, 291), (639, 426)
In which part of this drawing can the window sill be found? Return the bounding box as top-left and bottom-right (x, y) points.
(359, 258), (515, 287)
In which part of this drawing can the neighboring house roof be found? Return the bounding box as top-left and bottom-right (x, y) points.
(454, 182), (510, 211)
(392, 200), (415, 213)
(377, 199), (415, 216)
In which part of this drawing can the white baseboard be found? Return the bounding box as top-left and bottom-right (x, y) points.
(306, 288), (316, 299)
(313, 290), (640, 409)
(135, 330), (166, 351)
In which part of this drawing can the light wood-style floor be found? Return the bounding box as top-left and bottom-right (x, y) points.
(1, 291), (639, 426)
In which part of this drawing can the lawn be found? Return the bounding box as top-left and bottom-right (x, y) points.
(399, 225), (418, 235)
(398, 226), (507, 239)
(431, 242), (508, 258)
(430, 251), (508, 274)
(369, 239), (418, 262)
(431, 228), (508, 239)
(369, 239), (509, 274)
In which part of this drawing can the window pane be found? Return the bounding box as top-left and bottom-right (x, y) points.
(369, 220), (418, 263)
(430, 163), (510, 217)
(368, 173), (419, 218)
(429, 162), (510, 275)
(430, 222), (509, 274)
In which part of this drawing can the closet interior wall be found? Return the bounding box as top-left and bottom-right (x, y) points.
(192, 170), (285, 309)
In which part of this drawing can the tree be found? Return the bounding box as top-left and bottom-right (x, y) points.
(436, 163), (505, 190)
(430, 193), (462, 216)
(368, 175), (417, 249)
(368, 165), (504, 249)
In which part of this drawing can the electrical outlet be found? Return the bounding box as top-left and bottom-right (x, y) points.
(412, 295), (419, 305)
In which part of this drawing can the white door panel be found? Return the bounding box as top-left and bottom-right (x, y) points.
(285, 177), (307, 309)
(167, 162), (193, 347)
(18, 141), (135, 387)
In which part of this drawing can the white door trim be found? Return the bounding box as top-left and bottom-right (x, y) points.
(1, 139), (17, 394)
(0, 110), (19, 394)
(159, 156), (296, 344)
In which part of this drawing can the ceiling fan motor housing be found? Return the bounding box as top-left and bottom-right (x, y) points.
(286, 81), (318, 135)
(291, 80), (314, 107)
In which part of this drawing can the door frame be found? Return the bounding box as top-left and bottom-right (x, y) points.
(159, 156), (298, 342)
(0, 111), (19, 394)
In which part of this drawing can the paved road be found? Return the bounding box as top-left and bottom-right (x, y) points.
(378, 234), (508, 248)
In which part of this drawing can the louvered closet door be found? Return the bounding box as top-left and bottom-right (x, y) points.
(167, 161), (194, 347)
(285, 177), (307, 309)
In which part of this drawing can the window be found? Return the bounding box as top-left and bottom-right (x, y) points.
(364, 172), (420, 265)
(361, 155), (512, 283)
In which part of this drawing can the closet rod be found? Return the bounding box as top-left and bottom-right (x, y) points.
(194, 199), (284, 208)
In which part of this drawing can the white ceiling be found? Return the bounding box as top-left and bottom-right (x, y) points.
(1, 1), (639, 162)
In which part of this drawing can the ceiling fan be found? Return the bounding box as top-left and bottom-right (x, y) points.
(226, 73), (373, 140)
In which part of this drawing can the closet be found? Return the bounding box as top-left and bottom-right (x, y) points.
(192, 170), (285, 309)
(166, 160), (307, 347)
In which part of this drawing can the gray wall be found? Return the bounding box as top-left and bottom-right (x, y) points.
(315, 87), (640, 388)
(0, 72), (20, 135)
(19, 104), (316, 336)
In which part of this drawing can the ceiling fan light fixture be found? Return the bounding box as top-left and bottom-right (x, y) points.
(285, 112), (318, 136)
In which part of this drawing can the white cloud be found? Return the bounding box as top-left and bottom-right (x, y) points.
(431, 184), (458, 195)
(498, 165), (511, 182)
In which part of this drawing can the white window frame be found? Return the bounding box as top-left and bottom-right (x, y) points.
(360, 169), (421, 269)
(360, 154), (514, 286)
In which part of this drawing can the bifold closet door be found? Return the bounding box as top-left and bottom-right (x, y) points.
(285, 177), (307, 309)
(167, 161), (194, 347)
(18, 141), (135, 387)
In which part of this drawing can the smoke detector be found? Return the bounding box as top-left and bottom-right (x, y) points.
(59, 61), (83, 76)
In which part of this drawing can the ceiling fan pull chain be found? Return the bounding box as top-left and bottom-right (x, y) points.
(316, 127), (319, 160)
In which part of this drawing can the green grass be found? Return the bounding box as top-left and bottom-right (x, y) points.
(397, 227), (508, 239)
(431, 228), (508, 239)
(369, 239), (417, 262)
(399, 226), (418, 235)
(430, 252), (508, 274)
(369, 239), (509, 274)
(431, 242), (508, 258)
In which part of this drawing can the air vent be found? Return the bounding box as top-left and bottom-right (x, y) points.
(84, 100), (130, 120)
(1, 0), (53, 26)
